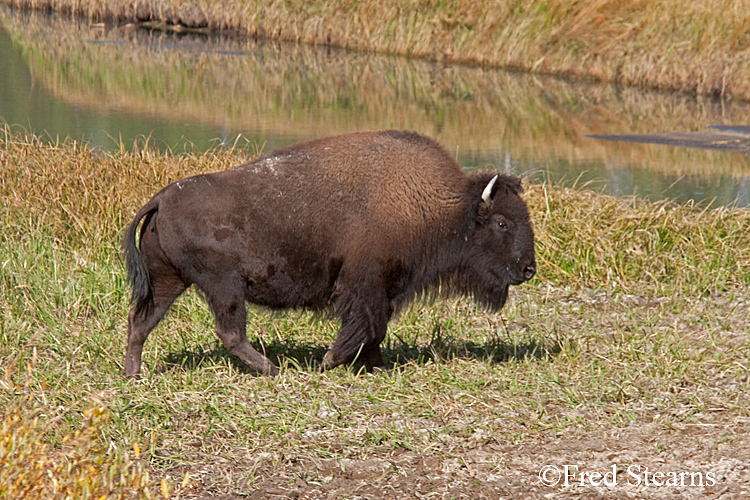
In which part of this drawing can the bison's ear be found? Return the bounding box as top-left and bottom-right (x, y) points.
(474, 174), (524, 222)
(473, 174), (498, 224)
(507, 175), (524, 195)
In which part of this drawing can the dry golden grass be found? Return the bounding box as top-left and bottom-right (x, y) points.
(5, 0), (750, 101)
(527, 182), (750, 293)
(0, 395), (156, 499)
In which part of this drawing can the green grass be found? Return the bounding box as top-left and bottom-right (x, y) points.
(1, 128), (749, 496)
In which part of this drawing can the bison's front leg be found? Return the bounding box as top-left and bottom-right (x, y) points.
(323, 287), (390, 371)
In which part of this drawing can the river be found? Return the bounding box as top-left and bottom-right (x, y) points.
(1, 6), (749, 207)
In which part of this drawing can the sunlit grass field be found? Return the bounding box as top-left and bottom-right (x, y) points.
(2, 127), (750, 497)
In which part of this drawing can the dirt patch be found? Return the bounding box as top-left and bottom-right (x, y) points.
(170, 415), (750, 499)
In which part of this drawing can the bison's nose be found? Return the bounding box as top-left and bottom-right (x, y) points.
(523, 264), (536, 281)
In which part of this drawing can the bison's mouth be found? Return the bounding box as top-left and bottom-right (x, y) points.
(507, 263), (537, 286)
(489, 268), (519, 288)
(479, 265), (534, 310)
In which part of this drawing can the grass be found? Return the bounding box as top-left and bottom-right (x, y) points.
(3, 0), (750, 102)
(527, 183), (750, 293)
(1, 396), (156, 499)
(1, 127), (750, 496)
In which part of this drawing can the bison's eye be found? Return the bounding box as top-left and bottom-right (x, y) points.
(493, 214), (509, 232)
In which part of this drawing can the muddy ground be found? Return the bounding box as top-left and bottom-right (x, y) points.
(167, 412), (750, 499)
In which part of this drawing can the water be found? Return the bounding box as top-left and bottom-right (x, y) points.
(2, 6), (749, 207)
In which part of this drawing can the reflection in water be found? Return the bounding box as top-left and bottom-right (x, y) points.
(589, 128), (750, 153)
(1, 6), (749, 207)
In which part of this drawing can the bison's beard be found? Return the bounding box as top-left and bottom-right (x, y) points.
(444, 269), (511, 312)
(471, 283), (510, 312)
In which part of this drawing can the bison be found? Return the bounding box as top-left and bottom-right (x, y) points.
(122, 130), (536, 377)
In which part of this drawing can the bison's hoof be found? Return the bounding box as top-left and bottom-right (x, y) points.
(321, 350), (337, 371)
(265, 364), (280, 377)
(257, 359), (280, 377)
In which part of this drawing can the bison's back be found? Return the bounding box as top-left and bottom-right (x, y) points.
(234, 130), (466, 233)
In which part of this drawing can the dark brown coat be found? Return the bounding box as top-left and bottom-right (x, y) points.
(123, 130), (536, 377)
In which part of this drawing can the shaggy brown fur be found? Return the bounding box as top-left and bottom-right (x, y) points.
(122, 130), (536, 377)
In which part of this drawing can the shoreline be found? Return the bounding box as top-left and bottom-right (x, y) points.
(3, 0), (750, 101)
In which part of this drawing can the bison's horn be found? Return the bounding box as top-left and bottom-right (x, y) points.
(481, 175), (498, 204)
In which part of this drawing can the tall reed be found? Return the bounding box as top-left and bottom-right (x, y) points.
(4, 0), (750, 100)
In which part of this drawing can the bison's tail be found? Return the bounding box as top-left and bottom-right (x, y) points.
(122, 195), (160, 317)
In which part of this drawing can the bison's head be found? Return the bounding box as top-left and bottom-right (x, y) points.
(461, 173), (536, 311)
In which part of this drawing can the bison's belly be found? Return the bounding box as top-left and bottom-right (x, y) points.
(242, 257), (343, 310)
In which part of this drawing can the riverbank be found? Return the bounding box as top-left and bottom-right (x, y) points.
(4, 0), (750, 101)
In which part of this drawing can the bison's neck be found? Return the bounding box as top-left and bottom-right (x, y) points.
(387, 210), (473, 311)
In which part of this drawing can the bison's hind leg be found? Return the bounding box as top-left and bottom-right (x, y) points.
(125, 231), (188, 378)
(205, 278), (280, 377)
(126, 275), (187, 378)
